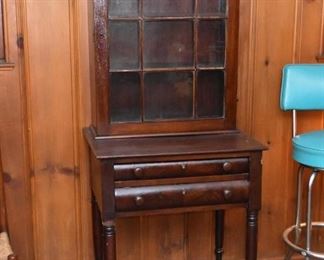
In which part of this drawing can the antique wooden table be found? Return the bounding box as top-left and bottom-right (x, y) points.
(85, 128), (266, 260)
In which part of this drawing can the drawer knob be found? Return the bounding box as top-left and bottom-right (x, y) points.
(135, 196), (144, 206)
(181, 164), (187, 171)
(134, 167), (144, 178)
(223, 162), (232, 172)
(223, 189), (232, 200)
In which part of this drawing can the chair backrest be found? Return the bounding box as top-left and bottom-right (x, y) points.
(280, 64), (324, 111)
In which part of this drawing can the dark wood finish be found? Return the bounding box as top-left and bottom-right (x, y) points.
(85, 128), (264, 159)
(0, 0), (4, 60)
(85, 128), (266, 259)
(86, 0), (266, 259)
(103, 224), (116, 260)
(92, 194), (103, 260)
(115, 180), (249, 212)
(215, 210), (225, 260)
(114, 158), (249, 181)
(93, 0), (109, 132)
(246, 210), (258, 260)
(91, 0), (240, 136)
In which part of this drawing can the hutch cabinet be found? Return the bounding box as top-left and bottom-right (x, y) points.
(85, 0), (266, 259)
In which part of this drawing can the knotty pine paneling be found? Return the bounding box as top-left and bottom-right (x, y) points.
(144, 215), (187, 260)
(186, 212), (215, 259)
(0, 0), (34, 259)
(116, 217), (142, 259)
(76, 1), (94, 259)
(0, 0), (323, 259)
(249, 0), (297, 258)
(23, 1), (81, 259)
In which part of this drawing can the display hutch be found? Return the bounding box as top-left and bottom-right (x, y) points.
(84, 0), (266, 259)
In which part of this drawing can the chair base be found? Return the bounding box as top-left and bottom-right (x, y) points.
(283, 222), (324, 259)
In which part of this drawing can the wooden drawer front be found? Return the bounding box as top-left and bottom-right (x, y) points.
(115, 180), (249, 212)
(114, 158), (249, 181)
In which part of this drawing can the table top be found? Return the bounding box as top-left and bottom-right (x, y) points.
(84, 127), (267, 160)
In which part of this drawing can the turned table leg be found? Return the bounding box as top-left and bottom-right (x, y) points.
(215, 210), (225, 260)
(246, 210), (258, 260)
(92, 194), (116, 260)
(103, 223), (116, 260)
(92, 195), (103, 260)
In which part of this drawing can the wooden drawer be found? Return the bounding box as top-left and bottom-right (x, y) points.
(114, 158), (249, 181)
(115, 180), (249, 212)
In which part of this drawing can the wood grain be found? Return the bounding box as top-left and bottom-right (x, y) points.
(143, 214), (186, 260)
(186, 212), (214, 260)
(76, 1), (94, 259)
(24, 1), (80, 259)
(0, 0), (34, 259)
(0, 0), (323, 259)
(116, 217), (142, 260)
(250, 1), (297, 258)
(0, 0), (4, 59)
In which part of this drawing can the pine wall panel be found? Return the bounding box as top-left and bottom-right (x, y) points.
(23, 1), (81, 259)
(0, 0), (34, 259)
(0, 0), (323, 259)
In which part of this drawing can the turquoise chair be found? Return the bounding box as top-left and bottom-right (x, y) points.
(281, 64), (324, 259)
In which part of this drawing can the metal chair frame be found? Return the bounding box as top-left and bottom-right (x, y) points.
(283, 109), (324, 260)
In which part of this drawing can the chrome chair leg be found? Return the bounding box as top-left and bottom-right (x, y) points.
(285, 166), (304, 260)
(305, 170), (318, 260)
(295, 166), (304, 241)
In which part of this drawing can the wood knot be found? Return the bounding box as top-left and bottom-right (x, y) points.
(264, 59), (270, 66)
(3, 172), (12, 183)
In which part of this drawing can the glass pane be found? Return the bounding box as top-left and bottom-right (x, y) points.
(144, 72), (193, 120)
(109, 0), (138, 17)
(144, 21), (193, 68)
(143, 0), (193, 17)
(198, 20), (225, 67)
(197, 70), (224, 118)
(198, 0), (227, 16)
(109, 21), (139, 70)
(110, 73), (141, 122)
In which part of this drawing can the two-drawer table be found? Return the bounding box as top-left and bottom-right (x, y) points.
(84, 128), (266, 260)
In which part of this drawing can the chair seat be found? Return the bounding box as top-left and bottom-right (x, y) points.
(293, 130), (324, 169)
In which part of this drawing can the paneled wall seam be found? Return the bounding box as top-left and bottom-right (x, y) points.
(296, 0), (303, 63)
(237, 0), (255, 134)
(282, 0), (300, 236)
(14, 0), (35, 258)
(2, 0), (8, 60)
(18, 0), (38, 259)
(24, 1), (80, 258)
(76, 1), (95, 259)
(68, 1), (82, 260)
(249, 0), (258, 137)
(320, 0), (324, 54)
(247, 0), (257, 136)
